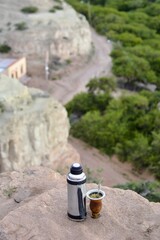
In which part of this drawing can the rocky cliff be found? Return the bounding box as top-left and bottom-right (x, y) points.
(0, 74), (79, 172)
(0, 166), (159, 240)
(0, 0), (92, 72)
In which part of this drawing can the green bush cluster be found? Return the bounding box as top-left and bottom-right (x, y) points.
(66, 78), (160, 179)
(21, 6), (38, 14)
(66, 0), (160, 180)
(49, 5), (63, 12)
(67, 0), (160, 89)
(114, 181), (160, 203)
(0, 44), (11, 53)
(15, 22), (28, 31)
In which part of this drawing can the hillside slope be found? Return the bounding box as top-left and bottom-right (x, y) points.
(0, 0), (92, 73)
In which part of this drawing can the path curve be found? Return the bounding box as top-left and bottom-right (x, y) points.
(27, 28), (112, 104)
(47, 28), (112, 104)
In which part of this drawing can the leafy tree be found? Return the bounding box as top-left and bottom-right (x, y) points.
(144, 3), (160, 16)
(115, 132), (150, 169)
(126, 45), (160, 80)
(106, 0), (147, 11)
(65, 92), (95, 116)
(90, 0), (107, 6)
(101, 13), (125, 24)
(147, 15), (160, 33)
(149, 131), (160, 178)
(128, 11), (149, 25)
(140, 90), (160, 108)
(111, 45), (126, 58)
(113, 54), (157, 87)
(71, 110), (103, 147)
(86, 76), (116, 94)
(107, 23), (155, 39)
(112, 32), (143, 46)
(144, 38), (160, 50)
(126, 45), (154, 59)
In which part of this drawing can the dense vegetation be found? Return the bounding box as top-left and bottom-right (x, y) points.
(66, 77), (160, 178)
(65, 0), (160, 180)
(114, 181), (160, 203)
(67, 0), (160, 89)
(0, 43), (11, 53)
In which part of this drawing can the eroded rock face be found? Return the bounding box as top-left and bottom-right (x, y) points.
(0, 75), (76, 172)
(0, 167), (159, 240)
(0, 0), (92, 64)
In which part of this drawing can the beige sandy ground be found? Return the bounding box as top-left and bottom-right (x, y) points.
(27, 28), (155, 186)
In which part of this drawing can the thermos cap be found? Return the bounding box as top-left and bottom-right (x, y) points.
(67, 163), (86, 184)
(70, 163), (83, 175)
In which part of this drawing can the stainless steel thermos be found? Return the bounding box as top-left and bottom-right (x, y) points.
(67, 163), (87, 221)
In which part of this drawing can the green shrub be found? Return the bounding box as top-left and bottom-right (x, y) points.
(21, 6), (38, 14)
(3, 186), (17, 198)
(54, 0), (62, 3)
(49, 5), (63, 12)
(66, 59), (72, 65)
(0, 44), (11, 53)
(114, 181), (160, 202)
(15, 22), (28, 31)
(49, 8), (56, 13)
(0, 103), (5, 113)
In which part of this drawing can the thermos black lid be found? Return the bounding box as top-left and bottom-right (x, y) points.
(70, 163), (83, 175)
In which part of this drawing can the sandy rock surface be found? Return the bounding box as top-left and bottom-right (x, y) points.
(0, 75), (78, 172)
(0, 167), (160, 240)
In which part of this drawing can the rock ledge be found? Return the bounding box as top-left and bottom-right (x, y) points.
(0, 167), (160, 240)
(0, 75), (79, 172)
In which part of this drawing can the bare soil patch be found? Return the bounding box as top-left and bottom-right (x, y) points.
(69, 137), (154, 187)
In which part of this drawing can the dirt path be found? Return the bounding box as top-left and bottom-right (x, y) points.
(49, 29), (112, 104)
(27, 28), (112, 104)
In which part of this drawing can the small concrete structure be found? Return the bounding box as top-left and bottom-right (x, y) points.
(0, 57), (26, 80)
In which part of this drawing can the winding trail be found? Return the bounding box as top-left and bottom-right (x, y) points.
(47, 29), (113, 104)
(27, 29), (112, 103)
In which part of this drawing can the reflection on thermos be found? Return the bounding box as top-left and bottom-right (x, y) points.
(67, 163), (87, 221)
